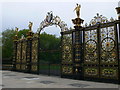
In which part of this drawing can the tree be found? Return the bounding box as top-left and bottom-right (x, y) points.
(2, 29), (61, 64)
(2, 29), (29, 59)
(39, 32), (61, 63)
(40, 32), (61, 50)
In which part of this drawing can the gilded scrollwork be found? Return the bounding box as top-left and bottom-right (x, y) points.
(101, 68), (118, 79)
(22, 42), (27, 63)
(16, 43), (21, 63)
(62, 66), (73, 74)
(84, 30), (98, 64)
(16, 64), (20, 70)
(89, 13), (108, 26)
(31, 39), (38, 63)
(84, 13), (115, 27)
(62, 34), (73, 63)
(84, 67), (98, 77)
(31, 65), (38, 71)
(100, 26), (117, 64)
(21, 64), (26, 70)
(37, 11), (69, 33)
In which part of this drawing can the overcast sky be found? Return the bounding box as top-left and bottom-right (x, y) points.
(1, 1), (119, 36)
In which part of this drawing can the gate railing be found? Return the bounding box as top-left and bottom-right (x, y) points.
(83, 21), (120, 81)
(61, 15), (120, 83)
(13, 29), (39, 74)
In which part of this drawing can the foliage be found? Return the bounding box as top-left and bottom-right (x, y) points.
(40, 32), (61, 50)
(2, 29), (61, 64)
(17, 29), (29, 38)
(40, 51), (61, 63)
(2, 29), (15, 59)
(39, 32), (61, 63)
(2, 29), (29, 59)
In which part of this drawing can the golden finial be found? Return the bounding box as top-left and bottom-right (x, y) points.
(74, 3), (81, 18)
(28, 21), (33, 31)
(15, 27), (18, 35)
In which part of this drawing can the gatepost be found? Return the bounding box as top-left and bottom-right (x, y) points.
(72, 4), (84, 79)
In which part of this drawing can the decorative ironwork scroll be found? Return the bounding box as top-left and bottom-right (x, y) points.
(84, 13), (115, 27)
(62, 34), (73, 64)
(100, 67), (118, 79)
(89, 13), (108, 25)
(37, 11), (69, 33)
(62, 34), (73, 75)
(62, 66), (73, 74)
(84, 67), (99, 77)
(100, 26), (118, 65)
(21, 41), (27, 70)
(84, 29), (98, 64)
(83, 14), (119, 81)
(31, 37), (39, 72)
(16, 42), (21, 70)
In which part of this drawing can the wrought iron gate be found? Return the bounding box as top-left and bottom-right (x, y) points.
(61, 13), (120, 83)
(12, 11), (120, 83)
(83, 21), (119, 81)
(13, 31), (39, 74)
(61, 33), (73, 76)
(39, 50), (61, 76)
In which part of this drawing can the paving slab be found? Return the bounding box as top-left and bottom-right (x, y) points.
(1, 70), (119, 88)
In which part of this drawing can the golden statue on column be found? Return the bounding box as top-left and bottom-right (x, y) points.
(28, 22), (33, 31)
(14, 27), (19, 40)
(74, 3), (81, 18)
(27, 22), (33, 38)
(72, 4), (84, 27)
(15, 27), (18, 35)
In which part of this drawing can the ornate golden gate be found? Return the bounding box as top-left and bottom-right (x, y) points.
(83, 14), (119, 81)
(12, 7), (120, 83)
(61, 13), (120, 83)
(13, 27), (39, 74)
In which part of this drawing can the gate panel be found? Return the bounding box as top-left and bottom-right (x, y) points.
(100, 26), (118, 65)
(16, 41), (22, 70)
(31, 37), (39, 73)
(100, 24), (119, 80)
(84, 28), (99, 78)
(83, 22), (119, 81)
(100, 67), (118, 80)
(61, 33), (73, 75)
(84, 67), (99, 78)
(21, 40), (27, 71)
(39, 50), (61, 76)
(84, 29), (98, 64)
